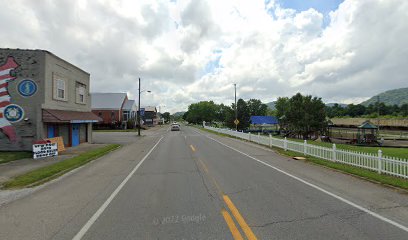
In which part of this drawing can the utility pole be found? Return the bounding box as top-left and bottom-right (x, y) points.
(234, 83), (237, 131)
(377, 95), (380, 132)
(138, 78), (141, 136)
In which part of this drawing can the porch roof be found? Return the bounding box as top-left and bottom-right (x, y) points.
(43, 109), (102, 123)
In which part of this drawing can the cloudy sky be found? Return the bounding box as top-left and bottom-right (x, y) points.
(1, 0), (407, 113)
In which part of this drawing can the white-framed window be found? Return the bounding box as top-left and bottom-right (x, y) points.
(53, 74), (67, 101)
(76, 82), (86, 104)
(123, 111), (129, 121)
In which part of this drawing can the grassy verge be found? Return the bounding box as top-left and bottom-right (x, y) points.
(197, 127), (408, 191)
(2, 144), (121, 189)
(0, 152), (32, 164)
(272, 148), (408, 190)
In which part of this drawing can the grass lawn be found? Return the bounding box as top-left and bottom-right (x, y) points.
(198, 127), (408, 190)
(0, 152), (32, 164)
(2, 144), (121, 189)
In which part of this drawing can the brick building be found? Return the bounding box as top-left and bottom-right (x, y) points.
(0, 48), (101, 150)
(91, 93), (128, 128)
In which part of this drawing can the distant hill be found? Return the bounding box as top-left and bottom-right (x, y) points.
(266, 101), (276, 110)
(361, 87), (408, 106)
(172, 111), (186, 117)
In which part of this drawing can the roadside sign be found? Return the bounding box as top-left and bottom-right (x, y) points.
(234, 119), (239, 125)
(45, 136), (65, 152)
(140, 108), (145, 117)
(33, 143), (58, 159)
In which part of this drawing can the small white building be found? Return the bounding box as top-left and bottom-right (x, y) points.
(122, 99), (137, 122)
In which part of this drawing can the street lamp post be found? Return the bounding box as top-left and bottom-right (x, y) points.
(234, 83), (237, 131)
(137, 78), (151, 136)
(138, 78), (141, 136)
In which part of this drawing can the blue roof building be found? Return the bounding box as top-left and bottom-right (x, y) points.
(250, 116), (279, 125)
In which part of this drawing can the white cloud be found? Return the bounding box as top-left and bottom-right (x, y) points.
(1, 0), (407, 113)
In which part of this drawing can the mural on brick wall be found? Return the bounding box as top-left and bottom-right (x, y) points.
(0, 56), (21, 142)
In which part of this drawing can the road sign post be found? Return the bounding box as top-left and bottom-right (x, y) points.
(234, 119), (239, 130)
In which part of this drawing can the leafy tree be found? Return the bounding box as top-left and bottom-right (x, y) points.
(266, 108), (277, 116)
(236, 99), (251, 130)
(275, 93), (326, 139)
(247, 99), (268, 116)
(400, 103), (408, 116)
(345, 104), (366, 117)
(162, 112), (171, 122)
(215, 103), (233, 123)
(275, 97), (289, 120)
(184, 101), (218, 124)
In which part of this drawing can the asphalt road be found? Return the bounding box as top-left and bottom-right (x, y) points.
(0, 126), (407, 239)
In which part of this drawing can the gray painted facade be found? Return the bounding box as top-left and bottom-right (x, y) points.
(0, 49), (95, 151)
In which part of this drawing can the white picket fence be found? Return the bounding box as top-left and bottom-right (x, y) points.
(204, 126), (408, 179)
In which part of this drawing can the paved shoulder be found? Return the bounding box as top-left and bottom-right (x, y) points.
(0, 134), (162, 240)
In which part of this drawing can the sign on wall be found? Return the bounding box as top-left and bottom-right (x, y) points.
(33, 143), (58, 159)
(18, 79), (37, 97)
(4, 104), (24, 123)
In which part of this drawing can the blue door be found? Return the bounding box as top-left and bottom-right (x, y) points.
(47, 125), (55, 138)
(72, 124), (80, 147)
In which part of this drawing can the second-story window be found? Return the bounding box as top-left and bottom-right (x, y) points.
(53, 75), (67, 101)
(57, 79), (65, 98)
(76, 82), (86, 104)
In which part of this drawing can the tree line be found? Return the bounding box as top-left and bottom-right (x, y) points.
(183, 93), (328, 139)
(182, 99), (268, 130)
(182, 93), (408, 139)
(326, 103), (408, 118)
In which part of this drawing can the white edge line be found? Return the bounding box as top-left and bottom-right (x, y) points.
(192, 128), (408, 233)
(72, 136), (164, 240)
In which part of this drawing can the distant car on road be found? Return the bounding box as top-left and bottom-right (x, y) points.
(171, 123), (180, 131)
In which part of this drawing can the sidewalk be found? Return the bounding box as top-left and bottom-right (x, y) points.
(0, 143), (107, 185)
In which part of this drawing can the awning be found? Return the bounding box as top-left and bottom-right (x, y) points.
(43, 109), (102, 123)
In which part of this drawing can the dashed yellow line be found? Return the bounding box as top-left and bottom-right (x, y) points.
(190, 145), (257, 240)
(198, 159), (224, 195)
(223, 195), (258, 240)
(198, 159), (209, 173)
(221, 209), (244, 240)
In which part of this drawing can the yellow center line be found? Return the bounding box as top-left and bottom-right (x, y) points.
(198, 159), (209, 173)
(223, 195), (258, 240)
(192, 151), (257, 239)
(221, 209), (244, 240)
(198, 159), (223, 195)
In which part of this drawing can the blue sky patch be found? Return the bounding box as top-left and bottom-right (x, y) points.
(203, 55), (221, 74)
(266, 0), (344, 27)
(277, 0), (344, 14)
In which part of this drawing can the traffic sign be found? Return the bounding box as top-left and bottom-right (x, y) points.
(234, 119), (239, 125)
